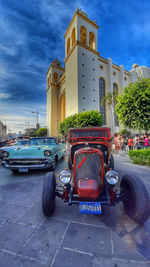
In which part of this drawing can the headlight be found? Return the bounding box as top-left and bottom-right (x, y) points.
(3, 151), (9, 157)
(59, 170), (71, 184)
(44, 150), (51, 156)
(105, 170), (120, 185)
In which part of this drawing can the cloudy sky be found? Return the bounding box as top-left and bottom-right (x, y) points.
(0, 0), (150, 134)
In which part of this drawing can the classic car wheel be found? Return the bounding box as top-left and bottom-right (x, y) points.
(108, 154), (114, 169)
(42, 172), (56, 217)
(121, 174), (150, 224)
(68, 155), (72, 170)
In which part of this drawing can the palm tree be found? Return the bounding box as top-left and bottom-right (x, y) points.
(101, 87), (118, 133)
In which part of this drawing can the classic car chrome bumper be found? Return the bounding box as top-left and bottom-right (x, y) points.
(1, 158), (53, 170)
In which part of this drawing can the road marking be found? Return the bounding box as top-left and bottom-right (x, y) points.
(0, 248), (49, 266)
(63, 247), (94, 256)
(50, 222), (70, 267)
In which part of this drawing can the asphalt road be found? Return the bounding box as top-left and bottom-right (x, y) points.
(0, 153), (150, 267)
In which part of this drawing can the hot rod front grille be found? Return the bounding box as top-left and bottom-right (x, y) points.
(75, 153), (102, 186)
(72, 144), (108, 165)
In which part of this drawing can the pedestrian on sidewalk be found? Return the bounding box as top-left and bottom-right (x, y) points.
(128, 136), (134, 151)
(144, 134), (149, 150)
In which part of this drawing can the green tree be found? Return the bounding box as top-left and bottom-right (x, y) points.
(118, 129), (131, 138)
(115, 79), (150, 132)
(37, 128), (47, 137)
(59, 110), (103, 136)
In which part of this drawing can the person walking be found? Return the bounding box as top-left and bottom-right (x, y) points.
(133, 134), (139, 149)
(144, 134), (149, 149)
(128, 136), (134, 151)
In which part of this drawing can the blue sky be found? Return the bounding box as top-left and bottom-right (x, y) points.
(0, 0), (150, 133)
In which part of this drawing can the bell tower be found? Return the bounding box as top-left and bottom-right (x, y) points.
(64, 9), (99, 117)
(47, 59), (64, 136)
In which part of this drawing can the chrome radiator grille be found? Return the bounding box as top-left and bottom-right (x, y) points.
(75, 153), (102, 186)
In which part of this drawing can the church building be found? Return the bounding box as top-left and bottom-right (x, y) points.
(46, 9), (150, 136)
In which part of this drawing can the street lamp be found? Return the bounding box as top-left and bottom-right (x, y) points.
(31, 111), (40, 130)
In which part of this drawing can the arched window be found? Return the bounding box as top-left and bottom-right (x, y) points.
(80, 26), (87, 45)
(99, 78), (106, 125)
(72, 28), (75, 46)
(89, 32), (95, 49)
(54, 72), (58, 83)
(67, 37), (70, 54)
(113, 83), (119, 127)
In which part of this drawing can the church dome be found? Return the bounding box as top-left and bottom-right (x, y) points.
(130, 64), (150, 79)
(134, 66), (150, 79)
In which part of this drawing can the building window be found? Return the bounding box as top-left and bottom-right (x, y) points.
(82, 86), (84, 88)
(113, 83), (119, 127)
(113, 71), (116, 76)
(124, 77), (127, 81)
(54, 72), (58, 83)
(92, 58), (95, 61)
(93, 68), (95, 71)
(93, 100), (95, 102)
(67, 37), (70, 54)
(99, 77), (106, 125)
(93, 78), (95, 81)
(93, 89), (95, 92)
(100, 65), (103, 70)
(89, 32), (95, 49)
(82, 75), (84, 77)
(82, 53), (84, 56)
(82, 64), (84, 67)
(80, 26), (87, 45)
(83, 97), (84, 100)
(71, 28), (75, 46)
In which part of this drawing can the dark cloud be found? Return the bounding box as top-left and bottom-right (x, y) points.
(0, 0), (150, 132)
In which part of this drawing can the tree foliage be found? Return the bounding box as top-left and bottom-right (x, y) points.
(115, 79), (150, 132)
(118, 129), (131, 138)
(59, 110), (103, 136)
(37, 128), (47, 137)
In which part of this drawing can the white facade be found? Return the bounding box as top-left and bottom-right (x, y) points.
(46, 9), (150, 137)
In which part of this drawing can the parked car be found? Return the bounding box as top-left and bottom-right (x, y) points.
(42, 127), (150, 224)
(0, 139), (29, 162)
(1, 137), (64, 174)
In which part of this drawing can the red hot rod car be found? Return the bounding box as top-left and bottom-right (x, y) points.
(42, 127), (150, 224)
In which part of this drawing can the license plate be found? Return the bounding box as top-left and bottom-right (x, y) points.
(18, 167), (28, 173)
(79, 202), (101, 214)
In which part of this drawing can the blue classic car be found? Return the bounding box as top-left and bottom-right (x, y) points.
(0, 139), (29, 162)
(1, 137), (64, 174)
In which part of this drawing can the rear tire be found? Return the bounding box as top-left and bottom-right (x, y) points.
(68, 155), (73, 170)
(121, 174), (150, 224)
(42, 172), (56, 217)
(108, 154), (114, 170)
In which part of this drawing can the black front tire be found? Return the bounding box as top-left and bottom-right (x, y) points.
(108, 154), (114, 170)
(42, 172), (56, 217)
(121, 174), (150, 224)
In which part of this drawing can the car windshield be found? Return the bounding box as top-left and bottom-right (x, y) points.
(30, 138), (56, 146)
(69, 129), (110, 139)
(16, 140), (29, 145)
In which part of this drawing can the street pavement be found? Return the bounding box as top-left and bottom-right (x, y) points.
(0, 152), (150, 267)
